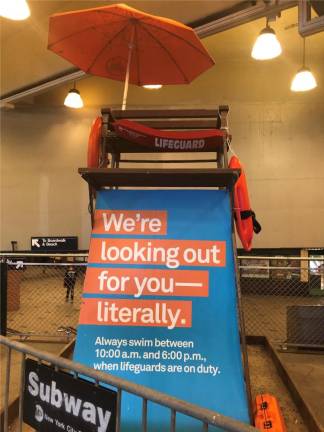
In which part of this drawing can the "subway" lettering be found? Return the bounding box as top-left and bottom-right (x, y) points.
(28, 371), (112, 432)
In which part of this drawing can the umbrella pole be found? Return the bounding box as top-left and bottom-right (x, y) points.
(122, 27), (135, 111)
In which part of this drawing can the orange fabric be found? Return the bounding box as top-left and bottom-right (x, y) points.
(48, 3), (214, 85)
(87, 116), (102, 168)
(113, 119), (224, 151)
(88, 238), (226, 267)
(79, 298), (192, 328)
(229, 156), (253, 251)
(93, 209), (168, 235)
(254, 394), (287, 432)
(83, 267), (209, 297)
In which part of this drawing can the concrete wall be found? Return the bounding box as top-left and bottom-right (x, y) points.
(0, 108), (96, 250)
(1, 8), (324, 250)
(2, 101), (323, 250)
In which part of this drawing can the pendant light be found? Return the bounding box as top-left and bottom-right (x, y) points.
(0, 0), (30, 20)
(142, 84), (163, 90)
(64, 83), (84, 109)
(251, 18), (282, 60)
(291, 38), (317, 92)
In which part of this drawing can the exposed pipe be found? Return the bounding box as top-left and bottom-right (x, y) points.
(195, 0), (297, 37)
(0, 69), (86, 104)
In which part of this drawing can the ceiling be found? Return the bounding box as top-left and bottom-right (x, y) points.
(29, 6), (324, 109)
(1, 0), (323, 103)
(1, 0), (243, 40)
(0, 0), (244, 96)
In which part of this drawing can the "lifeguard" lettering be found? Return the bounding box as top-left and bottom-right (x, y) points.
(154, 137), (205, 150)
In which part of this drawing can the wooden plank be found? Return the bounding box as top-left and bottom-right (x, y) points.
(104, 119), (221, 130)
(119, 158), (218, 164)
(78, 168), (240, 189)
(101, 108), (220, 119)
(120, 119), (220, 129)
(267, 339), (324, 432)
(300, 249), (309, 283)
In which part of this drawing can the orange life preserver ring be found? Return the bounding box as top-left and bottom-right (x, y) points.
(229, 155), (261, 251)
(87, 117), (102, 168)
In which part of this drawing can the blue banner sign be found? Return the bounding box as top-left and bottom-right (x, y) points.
(74, 189), (249, 431)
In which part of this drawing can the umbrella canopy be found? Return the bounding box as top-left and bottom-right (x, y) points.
(48, 3), (214, 109)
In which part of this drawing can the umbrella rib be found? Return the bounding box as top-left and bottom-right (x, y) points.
(85, 22), (132, 73)
(96, 9), (138, 18)
(140, 24), (190, 84)
(140, 19), (214, 61)
(98, 7), (211, 61)
(134, 24), (141, 86)
(48, 18), (128, 49)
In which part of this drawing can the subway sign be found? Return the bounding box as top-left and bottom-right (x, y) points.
(23, 359), (116, 432)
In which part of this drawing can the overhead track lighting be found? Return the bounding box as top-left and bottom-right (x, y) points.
(291, 37), (317, 92)
(251, 18), (282, 60)
(0, 0), (30, 21)
(64, 83), (84, 109)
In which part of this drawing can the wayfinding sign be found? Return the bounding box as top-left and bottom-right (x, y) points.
(31, 236), (78, 252)
(74, 189), (249, 430)
(23, 359), (116, 432)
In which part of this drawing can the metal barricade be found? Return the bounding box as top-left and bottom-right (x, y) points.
(0, 335), (257, 432)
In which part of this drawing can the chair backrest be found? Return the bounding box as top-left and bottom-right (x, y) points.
(100, 106), (230, 167)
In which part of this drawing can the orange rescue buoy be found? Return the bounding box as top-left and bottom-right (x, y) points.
(229, 156), (261, 251)
(254, 394), (287, 432)
(87, 117), (102, 168)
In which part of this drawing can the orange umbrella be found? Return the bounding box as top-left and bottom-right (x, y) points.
(48, 3), (214, 109)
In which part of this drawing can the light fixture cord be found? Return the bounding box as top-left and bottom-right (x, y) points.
(302, 37), (306, 68)
(266, 16), (269, 29)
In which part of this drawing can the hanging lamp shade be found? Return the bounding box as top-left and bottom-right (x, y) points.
(142, 84), (163, 89)
(0, 0), (30, 20)
(251, 26), (282, 60)
(64, 88), (84, 109)
(291, 38), (317, 92)
(291, 68), (317, 92)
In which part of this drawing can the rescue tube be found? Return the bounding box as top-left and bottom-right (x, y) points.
(229, 156), (261, 251)
(254, 394), (287, 432)
(87, 117), (102, 168)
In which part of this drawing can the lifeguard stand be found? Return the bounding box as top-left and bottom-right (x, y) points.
(76, 105), (253, 429)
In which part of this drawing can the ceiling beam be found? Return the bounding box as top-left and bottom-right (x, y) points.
(188, 1), (257, 28)
(0, 69), (86, 104)
(195, 0), (297, 37)
(298, 0), (324, 36)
